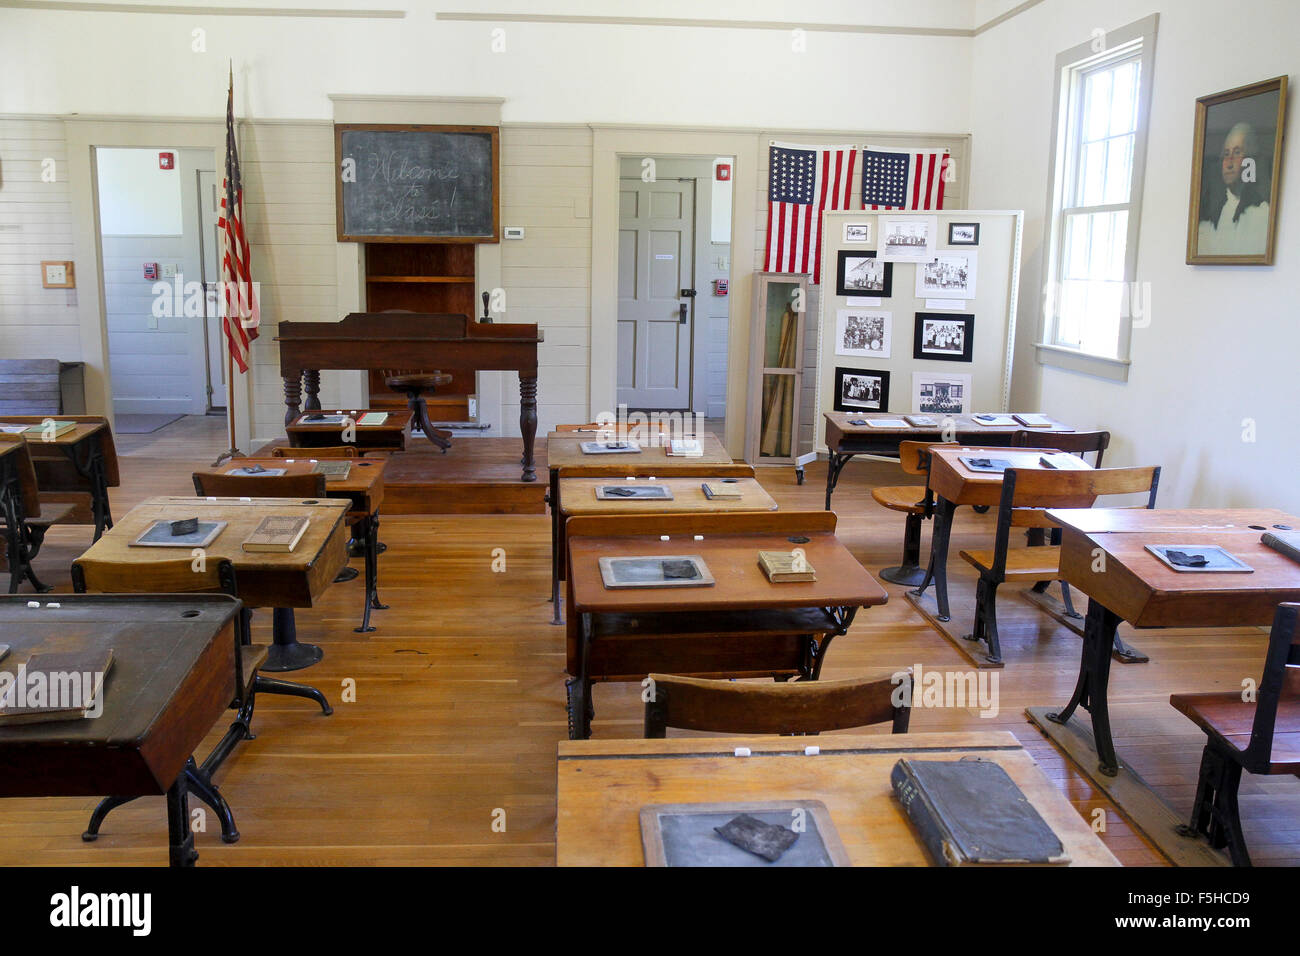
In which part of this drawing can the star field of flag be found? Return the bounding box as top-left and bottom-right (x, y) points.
(862, 149), (911, 207)
(769, 146), (817, 204)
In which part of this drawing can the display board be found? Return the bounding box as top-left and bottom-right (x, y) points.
(813, 209), (1023, 452)
(334, 124), (499, 242)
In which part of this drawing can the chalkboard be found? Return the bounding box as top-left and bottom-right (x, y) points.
(335, 124), (499, 243)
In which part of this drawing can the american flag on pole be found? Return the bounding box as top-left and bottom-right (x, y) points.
(218, 64), (259, 373)
(764, 142), (856, 284)
(861, 146), (950, 210)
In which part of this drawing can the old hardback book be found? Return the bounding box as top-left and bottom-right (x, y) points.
(24, 420), (76, 437)
(312, 460), (352, 480)
(1262, 531), (1300, 566)
(701, 481), (743, 499)
(1013, 413), (1053, 427)
(0, 648), (114, 725)
(758, 550), (816, 582)
(891, 758), (1069, 866)
(357, 411), (388, 426)
(242, 515), (310, 553)
(667, 438), (703, 457)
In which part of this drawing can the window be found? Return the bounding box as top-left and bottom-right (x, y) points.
(1038, 16), (1157, 381)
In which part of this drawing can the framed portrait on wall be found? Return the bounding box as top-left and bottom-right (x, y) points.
(913, 312), (974, 362)
(834, 366), (890, 412)
(911, 372), (970, 416)
(835, 250), (893, 298)
(1186, 75), (1287, 265)
(836, 309), (892, 358)
(947, 222), (979, 245)
(843, 222), (872, 243)
(878, 215), (937, 262)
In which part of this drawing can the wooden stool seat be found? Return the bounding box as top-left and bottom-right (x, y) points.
(1170, 693), (1300, 772)
(872, 485), (927, 514)
(384, 372), (452, 392)
(240, 644), (272, 691)
(959, 546), (1062, 581)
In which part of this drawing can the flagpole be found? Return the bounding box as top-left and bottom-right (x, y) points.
(212, 60), (247, 467)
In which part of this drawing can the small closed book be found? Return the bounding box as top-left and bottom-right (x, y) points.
(758, 550), (816, 583)
(25, 421), (76, 438)
(312, 460), (352, 481)
(242, 515), (310, 553)
(701, 481), (743, 499)
(1013, 413), (1054, 428)
(667, 439), (704, 457)
(1262, 531), (1300, 566)
(0, 648), (114, 725)
(357, 412), (388, 426)
(891, 758), (1069, 866)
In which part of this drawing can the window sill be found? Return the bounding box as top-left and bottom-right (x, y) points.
(1034, 343), (1130, 382)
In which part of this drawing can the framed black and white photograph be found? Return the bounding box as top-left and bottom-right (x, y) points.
(913, 312), (974, 362)
(842, 222), (872, 243)
(834, 366), (890, 412)
(911, 372), (971, 415)
(835, 250), (892, 297)
(948, 222), (980, 245)
(915, 250), (978, 299)
(1187, 75), (1287, 264)
(878, 215), (937, 262)
(836, 309), (892, 358)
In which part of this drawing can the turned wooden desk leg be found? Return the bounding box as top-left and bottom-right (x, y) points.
(520, 374), (538, 482)
(303, 369), (321, 411)
(283, 374), (303, 428)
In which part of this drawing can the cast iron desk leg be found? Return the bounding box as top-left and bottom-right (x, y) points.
(166, 774), (198, 867)
(549, 468), (563, 625)
(909, 496), (956, 622)
(1048, 597), (1123, 776)
(263, 608), (323, 672)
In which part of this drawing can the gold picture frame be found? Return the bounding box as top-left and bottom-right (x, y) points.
(1186, 75), (1287, 265)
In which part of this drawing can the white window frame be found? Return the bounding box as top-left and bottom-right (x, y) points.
(1036, 14), (1158, 382)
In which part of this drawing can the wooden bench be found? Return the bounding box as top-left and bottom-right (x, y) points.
(957, 465), (1161, 664)
(1170, 602), (1300, 866)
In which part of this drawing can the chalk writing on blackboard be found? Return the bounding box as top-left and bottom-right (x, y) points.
(336, 126), (498, 242)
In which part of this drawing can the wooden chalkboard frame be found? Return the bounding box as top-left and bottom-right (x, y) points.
(334, 123), (500, 244)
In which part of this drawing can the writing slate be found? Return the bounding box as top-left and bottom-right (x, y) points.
(335, 124), (499, 242)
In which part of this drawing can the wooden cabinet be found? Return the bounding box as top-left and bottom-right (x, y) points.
(744, 272), (809, 464)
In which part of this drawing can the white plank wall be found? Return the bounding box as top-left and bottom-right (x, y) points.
(0, 118), (79, 359)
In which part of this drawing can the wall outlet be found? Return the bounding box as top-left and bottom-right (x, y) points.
(468, 397), (478, 419)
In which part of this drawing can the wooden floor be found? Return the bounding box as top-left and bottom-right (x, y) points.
(4, 413), (1296, 866)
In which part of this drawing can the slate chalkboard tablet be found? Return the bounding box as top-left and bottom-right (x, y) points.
(335, 124), (499, 243)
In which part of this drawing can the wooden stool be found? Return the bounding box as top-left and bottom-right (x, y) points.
(385, 372), (454, 452)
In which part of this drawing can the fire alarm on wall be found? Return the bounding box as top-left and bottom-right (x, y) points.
(716, 163), (731, 182)
(158, 152), (175, 170)
(143, 262), (158, 280)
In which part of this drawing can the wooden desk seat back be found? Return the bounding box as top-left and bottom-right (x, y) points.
(983, 466), (1161, 577)
(269, 445), (358, 458)
(644, 671), (912, 737)
(73, 554), (234, 599)
(1012, 429), (1110, 467)
(0, 435), (43, 519)
(899, 439), (956, 476)
(872, 441), (956, 515)
(193, 471), (327, 499)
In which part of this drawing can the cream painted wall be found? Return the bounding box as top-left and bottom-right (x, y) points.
(970, 0), (1300, 511)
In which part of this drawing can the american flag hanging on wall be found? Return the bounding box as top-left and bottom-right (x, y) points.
(861, 146), (950, 211)
(763, 142), (856, 284)
(218, 65), (259, 373)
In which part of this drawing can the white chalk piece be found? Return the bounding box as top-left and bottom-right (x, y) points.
(804, 745), (820, 756)
(206, 496), (217, 501)
(287, 459), (296, 464)
(660, 535), (670, 541)
(693, 534), (704, 540)
(240, 496), (251, 502)
(625, 476), (635, 481)
(27, 601), (39, 608)
(46, 603), (60, 609)
(734, 747), (752, 757)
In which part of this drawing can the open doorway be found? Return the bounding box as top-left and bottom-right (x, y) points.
(615, 155), (732, 437)
(93, 146), (219, 433)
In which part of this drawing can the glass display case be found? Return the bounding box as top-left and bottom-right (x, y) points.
(744, 272), (809, 464)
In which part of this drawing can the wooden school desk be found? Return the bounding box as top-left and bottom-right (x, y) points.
(74, 496), (349, 672)
(0, 594), (241, 867)
(556, 731), (1118, 866)
(285, 409), (413, 452)
(0, 415), (119, 540)
(1034, 507), (1300, 776)
(545, 431), (737, 623)
(822, 411), (1075, 510)
(191, 456), (388, 632)
(909, 447), (1093, 622)
(563, 511), (888, 739)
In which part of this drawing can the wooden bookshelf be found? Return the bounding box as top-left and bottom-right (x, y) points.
(364, 244), (475, 420)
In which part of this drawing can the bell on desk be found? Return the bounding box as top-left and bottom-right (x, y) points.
(479, 290), (493, 324)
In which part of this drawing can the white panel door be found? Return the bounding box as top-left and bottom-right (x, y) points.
(616, 179), (694, 410)
(197, 169), (227, 409)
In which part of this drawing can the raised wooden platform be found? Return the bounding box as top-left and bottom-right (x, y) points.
(256, 436), (548, 515)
